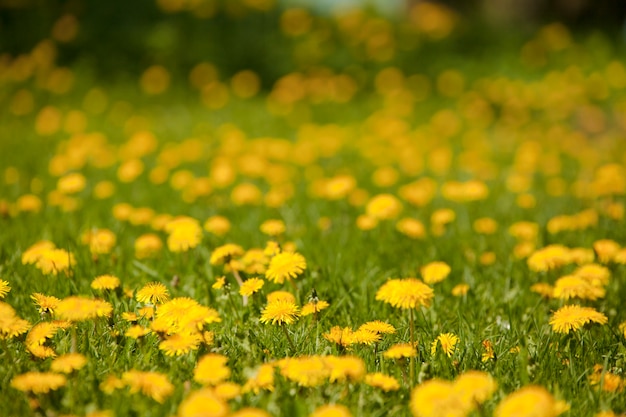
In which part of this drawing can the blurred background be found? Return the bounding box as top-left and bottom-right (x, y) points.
(1, 0), (625, 89)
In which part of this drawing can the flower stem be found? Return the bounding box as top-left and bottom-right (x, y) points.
(232, 269), (248, 306)
(71, 326), (77, 353)
(281, 324), (296, 354)
(410, 308), (415, 385)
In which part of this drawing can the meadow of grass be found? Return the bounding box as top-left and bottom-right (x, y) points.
(1, 1), (626, 416)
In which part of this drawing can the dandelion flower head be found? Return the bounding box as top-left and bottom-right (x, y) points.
(265, 251), (307, 284)
(260, 300), (300, 325)
(376, 278), (434, 309)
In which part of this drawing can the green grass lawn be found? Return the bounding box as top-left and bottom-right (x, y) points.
(1, 3), (626, 416)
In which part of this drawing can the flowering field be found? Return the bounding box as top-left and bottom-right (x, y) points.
(1, 1), (626, 416)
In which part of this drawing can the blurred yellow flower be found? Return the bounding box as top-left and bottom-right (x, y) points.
(495, 385), (569, 417)
(266, 252), (306, 284)
(194, 353), (231, 385)
(11, 371), (66, 394)
(50, 353), (87, 373)
(91, 274), (121, 291)
(421, 261), (451, 284)
(121, 370), (174, 403)
(366, 193), (402, 220)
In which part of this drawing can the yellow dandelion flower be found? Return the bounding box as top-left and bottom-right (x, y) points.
(11, 372), (67, 394)
(194, 353), (231, 385)
(138, 306), (154, 319)
(136, 282), (170, 305)
(178, 388), (230, 417)
(165, 217), (203, 253)
(212, 276), (226, 290)
(278, 356), (329, 387)
(239, 278), (265, 297)
(549, 305), (608, 334)
(213, 382), (241, 401)
(134, 233), (163, 259)
(421, 261), (451, 284)
(451, 283), (469, 296)
(453, 371), (497, 409)
(573, 263), (610, 287)
(530, 283), (554, 298)
(396, 218), (426, 239)
(267, 290), (296, 304)
(410, 379), (463, 417)
(0, 280), (10, 298)
(125, 325), (151, 339)
(352, 329), (381, 345)
(121, 370), (174, 403)
(57, 172), (86, 194)
(121, 312), (138, 322)
(553, 275), (605, 301)
(99, 375), (124, 395)
(91, 274), (121, 291)
(26, 321), (62, 355)
(365, 372), (400, 392)
(589, 365), (624, 392)
(324, 355), (366, 382)
(473, 217), (498, 235)
(593, 239), (620, 263)
(376, 278), (434, 309)
(242, 363), (276, 394)
(210, 243), (245, 265)
(55, 296), (112, 322)
(82, 228), (116, 255)
(264, 240), (281, 256)
(495, 385), (569, 417)
(366, 193), (402, 220)
(508, 221), (539, 241)
(301, 300), (330, 316)
(569, 247), (595, 265)
(323, 326), (356, 347)
(204, 215), (231, 237)
(241, 248), (269, 275)
(159, 333), (202, 356)
(384, 343), (417, 359)
(324, 175), (357, 200)
(481, 340), (495, 362)
(527, 245), (571, 272)
(0, 302), (31, 339)
(260, 300), (300, 325)
(431, 333), (459, 357)
(265, 251), (307, 284)
(358, 320), (396, 334)
(34, 248), (76, 275)
(28, 344), (57, 359)
(156, 297), (221, 333)
(50, 353), (87, 373)
(21, 240), (56, 265)
(260, 219), (286, 236)
(619, 321), (626, 339)
(356, 214), (378, 231)
(431, 208), (456, 226)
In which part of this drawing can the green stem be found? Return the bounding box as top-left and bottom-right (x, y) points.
(281, 324), (296, 354)
(410, 308), (415, 385)
(71, 326), (77, 353)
